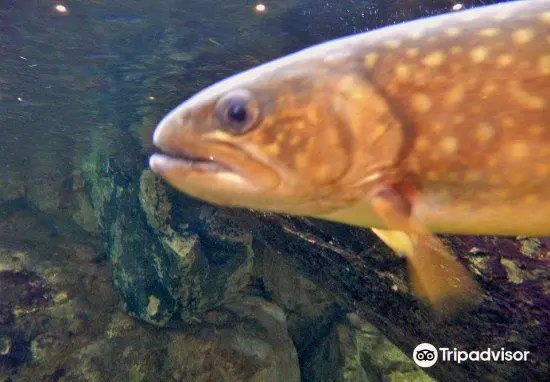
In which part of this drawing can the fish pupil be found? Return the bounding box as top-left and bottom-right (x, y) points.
(227, 103), (248, 123)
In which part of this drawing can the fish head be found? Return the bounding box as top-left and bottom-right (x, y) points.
(150, 50), (404, 216)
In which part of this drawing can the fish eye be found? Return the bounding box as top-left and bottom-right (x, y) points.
(214, 89), (260, 134)
(227, 103), (248, 123)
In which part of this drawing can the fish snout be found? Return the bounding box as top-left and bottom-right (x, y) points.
(152, 107), (190, 153)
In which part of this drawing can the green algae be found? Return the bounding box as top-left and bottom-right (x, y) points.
(80, 124), (118, 226)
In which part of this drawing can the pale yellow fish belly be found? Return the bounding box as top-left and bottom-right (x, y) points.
(320, 196), (550, 237)
(414, 197), (550, 237)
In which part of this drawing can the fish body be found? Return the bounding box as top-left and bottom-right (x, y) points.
(150, 0), (550, 310)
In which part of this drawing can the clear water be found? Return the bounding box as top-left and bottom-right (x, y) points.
(0, 1), (546, 381)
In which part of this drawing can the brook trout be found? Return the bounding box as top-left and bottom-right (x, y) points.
(150, 0), (550, 311)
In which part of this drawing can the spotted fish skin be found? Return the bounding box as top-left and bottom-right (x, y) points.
(150, 1), (550, 309)
(151, 1), (550, 237)
(344, 0), (550, 236)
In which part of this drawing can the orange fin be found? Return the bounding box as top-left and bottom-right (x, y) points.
(370, 185), (481, 314)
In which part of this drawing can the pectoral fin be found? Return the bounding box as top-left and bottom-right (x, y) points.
(371, 228), (414, 256)
(369, 185), (480, 313)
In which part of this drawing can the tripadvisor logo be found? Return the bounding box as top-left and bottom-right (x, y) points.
(413, 343), (438, 367)
(412, 343), (530, 368)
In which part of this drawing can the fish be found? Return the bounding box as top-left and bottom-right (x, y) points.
(149, 0), (550, 313)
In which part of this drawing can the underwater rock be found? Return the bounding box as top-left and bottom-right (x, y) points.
(0, 220), (302, 381)
(137, 169), (341, 337)
(70, 169), (100, 234)
(350, 314), (435, 382)
(131, 112), (164, 154)
(0, 167), (24, 204)
(56, 301), (299, 382)
(80, 125), (121, 227)
(302, 312), (435, 382)
(0, 241), (119, 380)
(105, 163), (548, 381)
(166, 298), (300, 381)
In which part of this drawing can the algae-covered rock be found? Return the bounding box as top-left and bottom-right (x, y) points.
(352, 315), (435, 382)
(0, 219), (301, 381)
(134, 171), (439, 380)
(0, 238), (119, 381)
(0, 166), (24, 204)
(301, 312), (435, 382)
(166, 298), (300, 382)
(80, 125), (119, 228)
(70, 169), (100, 233)
(139, 169), (174, 235)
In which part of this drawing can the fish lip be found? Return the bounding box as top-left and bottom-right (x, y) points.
(151, 111), (281, 190)
(152, 112), (236, 173)
(149, 153), (232, 175)
(151, 148), (232, 172)
(150, 140), (282, 192)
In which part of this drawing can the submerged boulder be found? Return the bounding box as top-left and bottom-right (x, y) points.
(121, 167), (548, 381)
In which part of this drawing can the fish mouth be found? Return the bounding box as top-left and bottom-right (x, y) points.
(149, 108), (281, 201)
(150, 149), (232, 173)
(149, 138), (281, 198)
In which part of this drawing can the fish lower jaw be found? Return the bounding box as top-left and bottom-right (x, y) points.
(149, 152), (231, 173)
(149, 153), (264, 194)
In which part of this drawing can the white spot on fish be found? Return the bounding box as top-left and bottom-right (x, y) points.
(395, 64), (411, 81)
(539, 12), (550, 25)
(450, 46), (463, 55)
(384, 40), (401, 49)
(364, 52), (379, 69)
(422, 51), (445, 67)
(470, 47), (489, 63)
(411, 93), (432, 112)
(512, 28), (535, 45)
(508, 80), (545, 110)
(264, 143), (280, 156)
(446, 28), (461, 37)
(440, 136), (458, 154)
(537, 55), (550, 75)
(478, 28), (501, 37)
(406, 47), (419, 58)
(476, 123), (495, 142)
(444, 84), (465, 105)
(496, 54), (514, 68)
